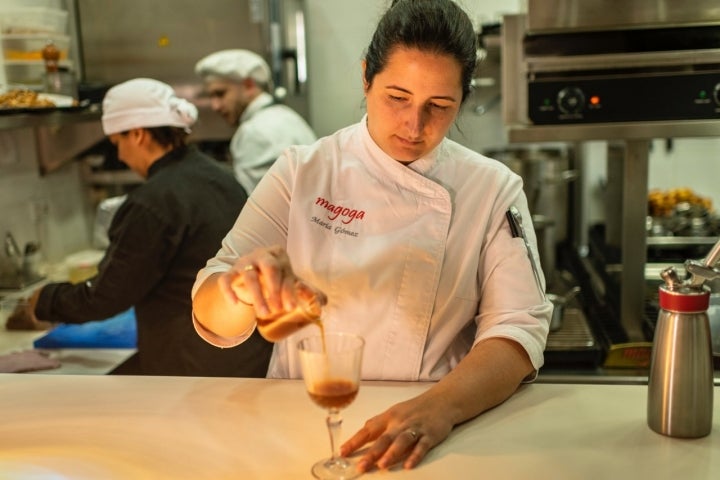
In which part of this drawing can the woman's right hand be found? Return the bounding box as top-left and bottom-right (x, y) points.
(217, 245), (325, 320)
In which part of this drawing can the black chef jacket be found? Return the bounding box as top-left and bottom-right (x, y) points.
(36, 145), (272, 377)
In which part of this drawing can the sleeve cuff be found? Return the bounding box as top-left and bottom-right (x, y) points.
(192, 311), (256, 349)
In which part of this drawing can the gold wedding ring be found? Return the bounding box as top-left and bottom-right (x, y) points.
(406, 430), (419, 441)
(243, 265), (256, 272)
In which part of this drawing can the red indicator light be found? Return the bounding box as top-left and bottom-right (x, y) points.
(590, 95), (601, 105)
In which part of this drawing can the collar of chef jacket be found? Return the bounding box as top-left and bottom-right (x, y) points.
(240, 91), (275, 123)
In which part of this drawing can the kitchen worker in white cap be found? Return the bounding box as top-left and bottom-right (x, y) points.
(19, 78), (272, 376)
(195, 49), (316, 194)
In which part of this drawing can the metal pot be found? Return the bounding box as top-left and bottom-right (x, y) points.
(485, 146), (577, 287)
(547, 286), (581, 332)
(484, 146), (576, 238)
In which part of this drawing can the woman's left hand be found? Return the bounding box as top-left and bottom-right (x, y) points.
(341, 339), (535, 472)
(340, 391), (455, 472)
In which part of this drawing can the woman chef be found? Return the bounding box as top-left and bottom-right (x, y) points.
(192, 0), (551, 472)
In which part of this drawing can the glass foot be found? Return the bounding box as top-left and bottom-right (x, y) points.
(311, 456), (361, 480)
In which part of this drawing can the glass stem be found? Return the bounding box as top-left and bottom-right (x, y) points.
(326, 408), (343, 460)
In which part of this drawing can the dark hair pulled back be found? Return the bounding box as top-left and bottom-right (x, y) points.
(146, 126), (189, 149)
(364, 0), (477, 102)
(119, 126), (188, 149)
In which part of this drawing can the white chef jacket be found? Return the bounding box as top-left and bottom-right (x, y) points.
(231, 91), (316, 194)
(193, 117), (552, 381)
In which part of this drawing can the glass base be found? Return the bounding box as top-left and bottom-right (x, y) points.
(311, 456), (361, 480)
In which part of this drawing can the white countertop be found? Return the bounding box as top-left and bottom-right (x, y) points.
(1, 276), (136, 375)
(0, 375), (717, 479)
(0, 328), (135, 375)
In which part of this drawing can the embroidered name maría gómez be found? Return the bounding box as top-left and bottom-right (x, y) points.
(315, 197), (366, 224)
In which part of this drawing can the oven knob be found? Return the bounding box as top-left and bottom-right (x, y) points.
(714, 83), (720, 105)
(557, 87), (586, 114)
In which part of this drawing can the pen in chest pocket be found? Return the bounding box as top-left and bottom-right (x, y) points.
(506, 206), (546, 300)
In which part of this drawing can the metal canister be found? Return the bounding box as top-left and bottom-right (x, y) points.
(647, 271), (713, 438)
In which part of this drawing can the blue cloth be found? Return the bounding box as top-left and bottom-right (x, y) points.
(33, 308), (137, 349)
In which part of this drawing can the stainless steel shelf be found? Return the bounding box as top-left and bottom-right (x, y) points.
(647, 236), (719, 246)
(0, 107), (102, 131)
(82, 169), (143, 186)
(508, 119), (720, 143)
(537, 370), (720, 386)
(0, 107), (105, 175)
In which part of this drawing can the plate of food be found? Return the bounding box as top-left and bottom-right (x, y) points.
(37, 93), (75, 108)
(0, 89), (88, 113)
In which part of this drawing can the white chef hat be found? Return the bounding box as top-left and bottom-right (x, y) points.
(194, 49), (272, 86)
(101, 78), (198, 135)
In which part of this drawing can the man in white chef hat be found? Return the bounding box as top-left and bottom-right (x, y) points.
(22, 78), (273, 377)
(195, 49), (316, 194)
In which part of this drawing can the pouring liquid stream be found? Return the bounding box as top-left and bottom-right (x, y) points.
(255, 287), (355, 406)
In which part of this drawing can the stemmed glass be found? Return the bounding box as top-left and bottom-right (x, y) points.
(298, 333), (365, 480)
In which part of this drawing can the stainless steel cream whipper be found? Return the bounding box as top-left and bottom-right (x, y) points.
(647, 236), (720, 438)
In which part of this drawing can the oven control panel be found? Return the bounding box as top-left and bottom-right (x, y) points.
(528, 71), (720, 124)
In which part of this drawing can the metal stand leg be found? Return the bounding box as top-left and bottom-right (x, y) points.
(606, 140), (650, 341)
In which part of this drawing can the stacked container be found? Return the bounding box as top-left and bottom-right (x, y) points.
(0, 0), (70, 91)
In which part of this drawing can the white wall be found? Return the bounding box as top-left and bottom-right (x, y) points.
(304, 0), (380, 137)
(0, 130), (91, 268)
